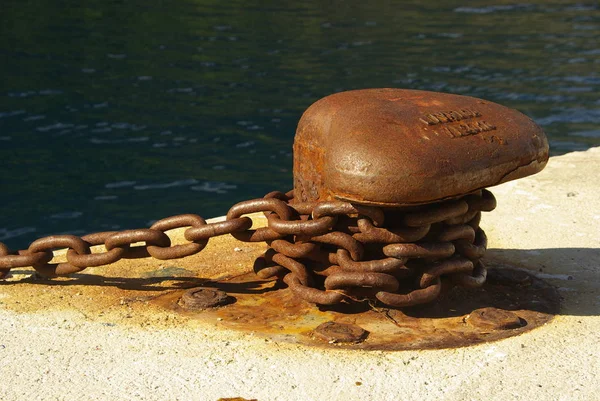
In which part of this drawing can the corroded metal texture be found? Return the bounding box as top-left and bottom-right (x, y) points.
(179, 288), (231, 310)
(155, 265), (559, 351)
(0, 209), (559, 351)
(0, 190), (495, 310)
(294, 88), (549, 206)
(0, 88), (553, 349)
(253, 190), (495, 309)
(313, 321), (369, 344)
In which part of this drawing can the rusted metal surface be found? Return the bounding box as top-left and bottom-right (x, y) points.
(217, 398), (258, 401)
(293, 88), (549, 206)
(464, 307), (523, 331)
(179, 288), (231, 310)
(154, 264), (559, 351)
(313, 321), (368, 344)
(0, 189), (496, 309)
(0, 212), (255, 276)
(0, 88), (552, 348)
(254, 189), (495, 308)
(0, 210), (559, 351)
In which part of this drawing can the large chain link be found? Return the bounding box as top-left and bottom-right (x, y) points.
(0, 211), (256, 277)
(252, 189), (495, 308)
(0, 189), (496, 309)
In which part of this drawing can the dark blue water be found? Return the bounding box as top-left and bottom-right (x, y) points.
(1, 0), (599, 249)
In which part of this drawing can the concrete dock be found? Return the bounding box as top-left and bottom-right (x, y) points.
(1, 147), (599, 401)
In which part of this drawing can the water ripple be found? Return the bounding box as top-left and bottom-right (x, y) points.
(8, 90), (62, 98)
(133, 179), (199, 190)
(536, 108), (600, 125)
(568, 130), (600, 138)
(36, 123), (74, 132)
(0, 227), (37, 241)
(190, 182), (237, 194)
(454, 4), (535, 14)
(0, 110), (25, 118)
(89, 136), (149, 144)
(105, 181), (137, 189)
(50, 211), (83, 219)
(23, 115), (46, 121)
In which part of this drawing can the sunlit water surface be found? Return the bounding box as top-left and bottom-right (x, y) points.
(1, 0), (599, 249)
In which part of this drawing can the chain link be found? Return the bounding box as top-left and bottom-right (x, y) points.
(0, 189), (497, 309)
(258, 189), (496, 308)
(0, 198), (285, 276)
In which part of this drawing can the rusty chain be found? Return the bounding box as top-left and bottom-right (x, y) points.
(0, 213), (254, 277)
(0, 189), (496, 309)
(253, 189), (495, 308)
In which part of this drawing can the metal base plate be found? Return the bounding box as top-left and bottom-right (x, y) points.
(1, 230), (559, 351)
(154, 263), (559, 351)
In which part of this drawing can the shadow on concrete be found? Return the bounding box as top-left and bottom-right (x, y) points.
(485, 247), (600, 317)
(0, 269), (283, 295)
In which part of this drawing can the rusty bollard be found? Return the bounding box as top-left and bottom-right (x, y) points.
(260, 88), (549, 309)
(0, 87), (559, 351)
(294, 88), (547, 206)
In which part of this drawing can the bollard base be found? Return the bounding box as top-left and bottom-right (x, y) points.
(0, 214), (559, 351)
(154, 261), (559, 351)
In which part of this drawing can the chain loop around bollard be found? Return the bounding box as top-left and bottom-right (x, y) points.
(0, 188), (497, 310)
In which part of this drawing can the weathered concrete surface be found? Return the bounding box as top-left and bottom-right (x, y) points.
(1, 147), (599, 401)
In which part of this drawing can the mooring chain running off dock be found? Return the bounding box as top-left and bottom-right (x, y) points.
(0, 188), (496, 309)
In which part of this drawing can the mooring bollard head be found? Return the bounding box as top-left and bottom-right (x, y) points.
(293, 88), (549, 206)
